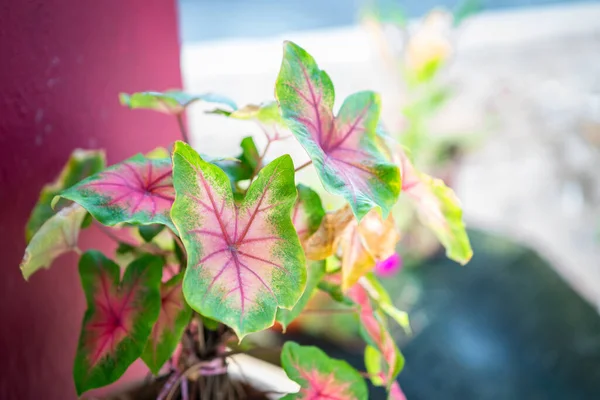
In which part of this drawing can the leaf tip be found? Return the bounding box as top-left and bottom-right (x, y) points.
(118, 92), (132, 108)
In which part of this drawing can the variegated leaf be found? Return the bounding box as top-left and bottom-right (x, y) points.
(276, 41), (401, 220)
(280, 342), (368, 400)
(349, 283), (404, 391)
(74, 252), (162, 394)
(141, 272), (192, 374)
(171, 141), (306, 339)
(377, 129), (472, 264)
(59, 154), (176, 231)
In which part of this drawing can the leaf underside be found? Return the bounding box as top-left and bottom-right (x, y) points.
(220, 101), (291, 142)
(280, 342), (368, 400)
(21, 203), (87, 280)
(120, 90), (237, 115)
(74, 251), (162, 395)
(26, 149), (106, 242)
(171, 141), (306, 339)
(59, 154), (176, 231)
(276, 41), (401, 220)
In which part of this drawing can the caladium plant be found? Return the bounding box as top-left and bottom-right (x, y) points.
(19, 40), (473, 399)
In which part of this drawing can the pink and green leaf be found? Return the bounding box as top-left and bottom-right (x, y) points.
(171, 141), (306, 339)
(141, 272), (192, 374)
(400, 150), (472, 264)
(349, 283), (404, 390)
(74, 251), (162, 395)
(120, 90), (237, 115)
(275, 41), (401, 220)
(276, 260), (325, 331)
(361, 274), (411, 334)
(59, 154), (176, 231)
(280, 341), (368, 400)
(21, 204), (87, 280)
(25, 149), (105, 242)
(292, 184), (325, 241)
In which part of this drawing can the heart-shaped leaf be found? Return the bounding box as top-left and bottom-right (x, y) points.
(120, 90), (237, 115)
(26, 149), (105, 242)
(74, 251), (162, 395)
(292, 184), (325, 241)
(276, 41), (401, 220)
(171, 141), (306, 339)
(348, 283), (404, 390)
(59, 154), (176, 231)
(21, 204), (87, 280)
(141, 272), (192, 374)
(276, 260), (325, 331)
(280, 341), (368, 400)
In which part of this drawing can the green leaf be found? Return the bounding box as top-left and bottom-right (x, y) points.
(171, 141), (306, 339)
(120, 90), (237, 115)
(292, 184), (325, 241)
(139, 224), (165, 242)
(58, 154), (176, 232)
(212, 136), (260, 189)
(280, 342), (368, 400)
(212, 101), (290, 141)
(20, 204), (87, 280)
(276, 260), (325, 331)
(364, 345), (384, 386)
(74, 252), (162, 395)
(276, 41), (401, 220)
(141, 272), (192, 374)
(26, 149), (106, 242)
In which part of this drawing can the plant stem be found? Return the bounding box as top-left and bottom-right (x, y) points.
(95, 221), (125, 247)
(176, 113), (189, 143)
(302, 307), (358, 314)
(249, 139), (272, 183)
(294, 160), (312, 172)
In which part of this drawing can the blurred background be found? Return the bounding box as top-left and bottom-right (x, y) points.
(178, 0), (600, 399)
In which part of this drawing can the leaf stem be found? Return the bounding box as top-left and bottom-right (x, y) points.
(95, 222), (124, 244)
(249, 139), (272, 183)
(294, 160), (312, 172)
(176, 113), (189, 143)
(301, 307), (358, 314)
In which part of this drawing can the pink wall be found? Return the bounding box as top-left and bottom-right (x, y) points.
(0, 1), (183, 398)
